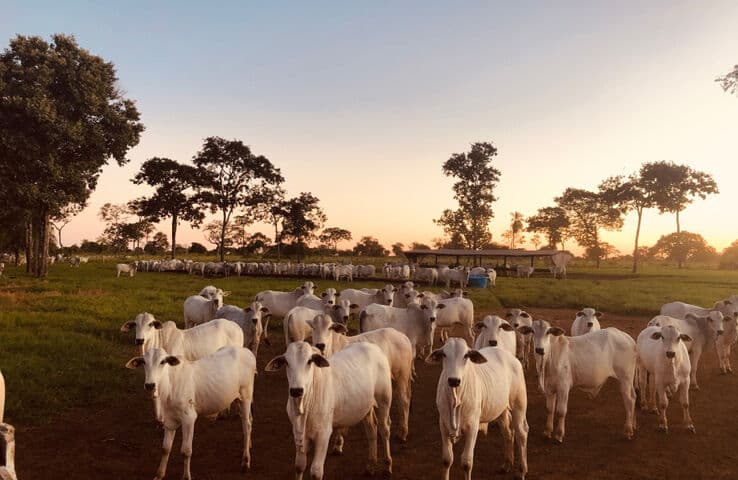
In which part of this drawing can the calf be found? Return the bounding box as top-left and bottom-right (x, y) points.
(636, 325), (694, 433)
(426, 338), (528, 480)
(648, 309), (726, 389)
(570, 308), (603, 336)
(310, 314), (413, 442)
(265, 342), (393, 480)
(519, 320), (637, 442)
(506, 309), (533, 370)
(473, 315), (516, 357)
(126, 347), (257, 479)
(442, 267), (469, 288)
(116, 263), (136, 277)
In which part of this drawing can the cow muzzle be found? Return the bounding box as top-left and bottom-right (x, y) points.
(342, 316), (349, 322)
(587, 322), (593, 328)
(717, 330), (724, 336)
(447, 378), (461, 388)
(666, 351), (676, 359)
(488, 340), (498, 347)
(315, 343), (326, 353)
(289, 388), (304, 398)
(386, 300), (392, 305)
(135, 338), (144, 345)
(535, 347), (545, 356)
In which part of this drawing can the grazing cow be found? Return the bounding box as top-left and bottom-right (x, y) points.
(426, 338), (529, 480)
(310, 314), (413, 443)
(506, 309), (533, 370)
(256, 282), (316, 318)
(473, 315), (517, 357)
(571, 308), (603, 336)
(126, 347), (257, 479)
(0, 423), (16, 480)
(519, 320), (637, 442)
(115, 263), (136, 278)
(339, 285), (395, 310)
(516, 265), (534, 278)
(636, 325), (694, 433)
(183, 294), (223, 328)
(434, 297), (476, 349)
(215, 302), (270, 356)
(265, 342), (393, 480)
(359, 297), (442, 358)
(648, 311), (725, 389)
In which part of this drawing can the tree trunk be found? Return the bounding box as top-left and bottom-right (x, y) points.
(24, 220), (33, 273)
(594, 229), (600, 268)
(274, 221), (281, 259)
(219, 212), (227, 262)
(676, 210), (682, 269)
(39, 213), (50, 278)
(171, 215), (178, 259)
(56, 226), (64, 248)
(632, 208), (643, 274)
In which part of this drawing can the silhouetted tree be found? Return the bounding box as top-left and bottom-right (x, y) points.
(650, 232), (717, 266)
(280, 193), (326, 262)
(716, 64), (738, 96)
(391, 242), (405, 257)
(353, 236), (389, 257)
(50, 203), (84, 248)
(318, 227), (352, 254)
(526, 207), (570, 249)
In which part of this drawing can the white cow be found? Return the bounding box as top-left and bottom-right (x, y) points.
(570, 308), (603, 336)
(215, 302), (270, 356)
(265, 342), (393, 480)
(339, 285), (395, 310)
(520, 320), (637, 442)
(426, 338), (529, 480)
(392, 281), (416, 308)
(473, 315), (517, 357)
(126, 347), (257, 479)
(468, 266), (496, 287)
(310, 314), (414, 443)
(359, 297), (442, 358)
(183, 294), (223, 328)
(333, 264), (354, 282)
(256, 282), (316, 318)
(414, 267), (438, 285)
(714, 299), (738, 373)
(441, 267), (470, 288)
(434, 297), (476, 349)
(355, 264), (376, 278)
(636, 325), (694, 433)
(198, 285), (230, 301)
(0, 423), (16, 480)
(506, 309), (533, 370)
(295, 288), (338, 310)
(648, 311), (725, 389)
(516, 265), (534, 278)
(116, 263), (136, 277)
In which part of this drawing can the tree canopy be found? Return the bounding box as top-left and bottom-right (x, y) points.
(716, 64), (738, 96)
(318, 227), (352, 253)
(279, 193), (326, 261)
(650, 231), (717, 265)
(526, 206), (569, 249)
(353, 236), (388, 257)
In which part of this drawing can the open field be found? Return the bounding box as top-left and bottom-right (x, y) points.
(1, 262), (738, 479)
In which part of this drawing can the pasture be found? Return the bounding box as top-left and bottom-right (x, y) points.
(1, 261), (737, 479)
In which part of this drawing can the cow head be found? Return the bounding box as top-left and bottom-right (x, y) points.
(519, 319), (564, 358)
(125, 348), (180, 399)
(506, 309), (532, 330)
(576, 307), (602, 329)
(301, 282), (316, 296)
(425, 338), (487, 389)
(265, 342), (330, 417)
(474, 315), (515, 348)
(320, 288), (338, 306)
(120, 312), (163, 352)
(650, 325), (692, 360)
(328, 299), (356, 324)
(381, 284), (395, 306)
(310, 313), (348, 356)
(686, 310), (725, 337)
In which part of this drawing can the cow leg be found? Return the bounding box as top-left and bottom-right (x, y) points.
(395, 369), (412, 443)
(496, 410), (514, 473)
(689, 349), (701, 390)
(294, 438), (309, 480)
(466, 326), (475, 346)
(553, 389), (569, 443)
(678, 382), (695, 433)
(460, 424), (479, 480)
(310, 430), (331, 480)
(440, 422), (453, 480)
(180, 414), (196, 480)
(362, 411), (379, 475)
(330, 428), (346, 454)
(656, 386), (669, 432)
(376, 395), (393, 475)
(619, 378), (636, 439)
(512, 406), (529, 480)
(543, 393), (555, 439)
(154, 428), (176, 480)
(239, 389), (254, 471)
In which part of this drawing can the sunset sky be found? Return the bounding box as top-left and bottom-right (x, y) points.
(4, 1), (738, 254)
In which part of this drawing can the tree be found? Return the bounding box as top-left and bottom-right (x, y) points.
(391, 242), (405, 257)
(599, 171), (658, 273)
(189, 242), (207, 254)
(719, 240), (738, 270)
(585, 242), (619, 263)
(244, 232), (270, 255)
(279, 193), (326, 261)
(50, 203), (84, 248)
(434, 142), (502, 250)
(193, 137), (284, 261)
(650, 232), (717, 266)
(555, 188), (625, 268)
(144, 232), (169, 254)
(0, 34), (143, 277)
(410, 242), (431, 250)
(131, 157), (204, 259)
(353, 236), (389, 257)
(318, 227), (352, 254)
(529, 234), (542, 250)
(716, 64), (738, 96)
(509, 211), (525, 248)
(203, 220), (239, 253)
(640, 161), (718, 268)
(526, 207), (570, 249)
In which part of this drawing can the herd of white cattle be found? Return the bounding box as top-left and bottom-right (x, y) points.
(114, 277), (738, 480)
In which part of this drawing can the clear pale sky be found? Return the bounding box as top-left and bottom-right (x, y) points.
(4, 1), (738, 254)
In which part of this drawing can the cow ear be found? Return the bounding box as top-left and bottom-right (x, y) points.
(265, 355), (287, 372)
(150, 321), (163, 329)
(245, 307), (253, 312)
(309, 354), (330, 368)
(120, 321), (136, 333)
(437, 303), (446, 309)
(734, 312), (738, 319)
(650, 331), (662, 340)
(518, 325), (534, 335)
(125, 357), (145, 369)
(463, 291), (468, 297)
(576, 311), (584, 317)
(679, 334), (693, 342)
(405, 294), (411, 298)
(520, 312), (530, 318)
(548, 327), (565, 336)
(223, 291), (231, 297)
(505, 312), (513, 318)
(595, 311), (603, 318)
(321, 292), (327, 297)
(418, 293), (425, 298)
(334, 291), (340, 297)
(424, 349), (445, 364)
(474, 322), (486, 331)
(162, 356), (180, 366)
(330, 323), (348, 334)
(350, 304), (359, 309)
(685, 313), (700, 321)
(261, 307), (270, 313)
(500, 322), (515, 331)
(465, 350), (488, 364)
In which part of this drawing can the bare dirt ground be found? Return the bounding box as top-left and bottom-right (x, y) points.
(15, 309), (738, 479)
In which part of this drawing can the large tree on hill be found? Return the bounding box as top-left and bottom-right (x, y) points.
(319, 227), (352, 254)
(556, 188), (625, 268)
(279, 193), (326, 262)
(526, 206), (569, 249)
(131, 157), (205, 259)
(434, 142), (501, 250)
(639, 161), (718, 268)
(0, 34), (143, 276)
(716, 64), (738, 96)
(193, 137), (284, 261)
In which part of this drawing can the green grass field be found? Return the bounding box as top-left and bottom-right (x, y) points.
(0, 260), (736, 426)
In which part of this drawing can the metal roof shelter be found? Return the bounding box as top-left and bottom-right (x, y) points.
(403, 248), (573, 270)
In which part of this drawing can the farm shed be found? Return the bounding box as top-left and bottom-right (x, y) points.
(403, 248), (574, 274)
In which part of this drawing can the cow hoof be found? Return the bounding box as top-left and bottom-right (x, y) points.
(687, 425), (696, 434)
